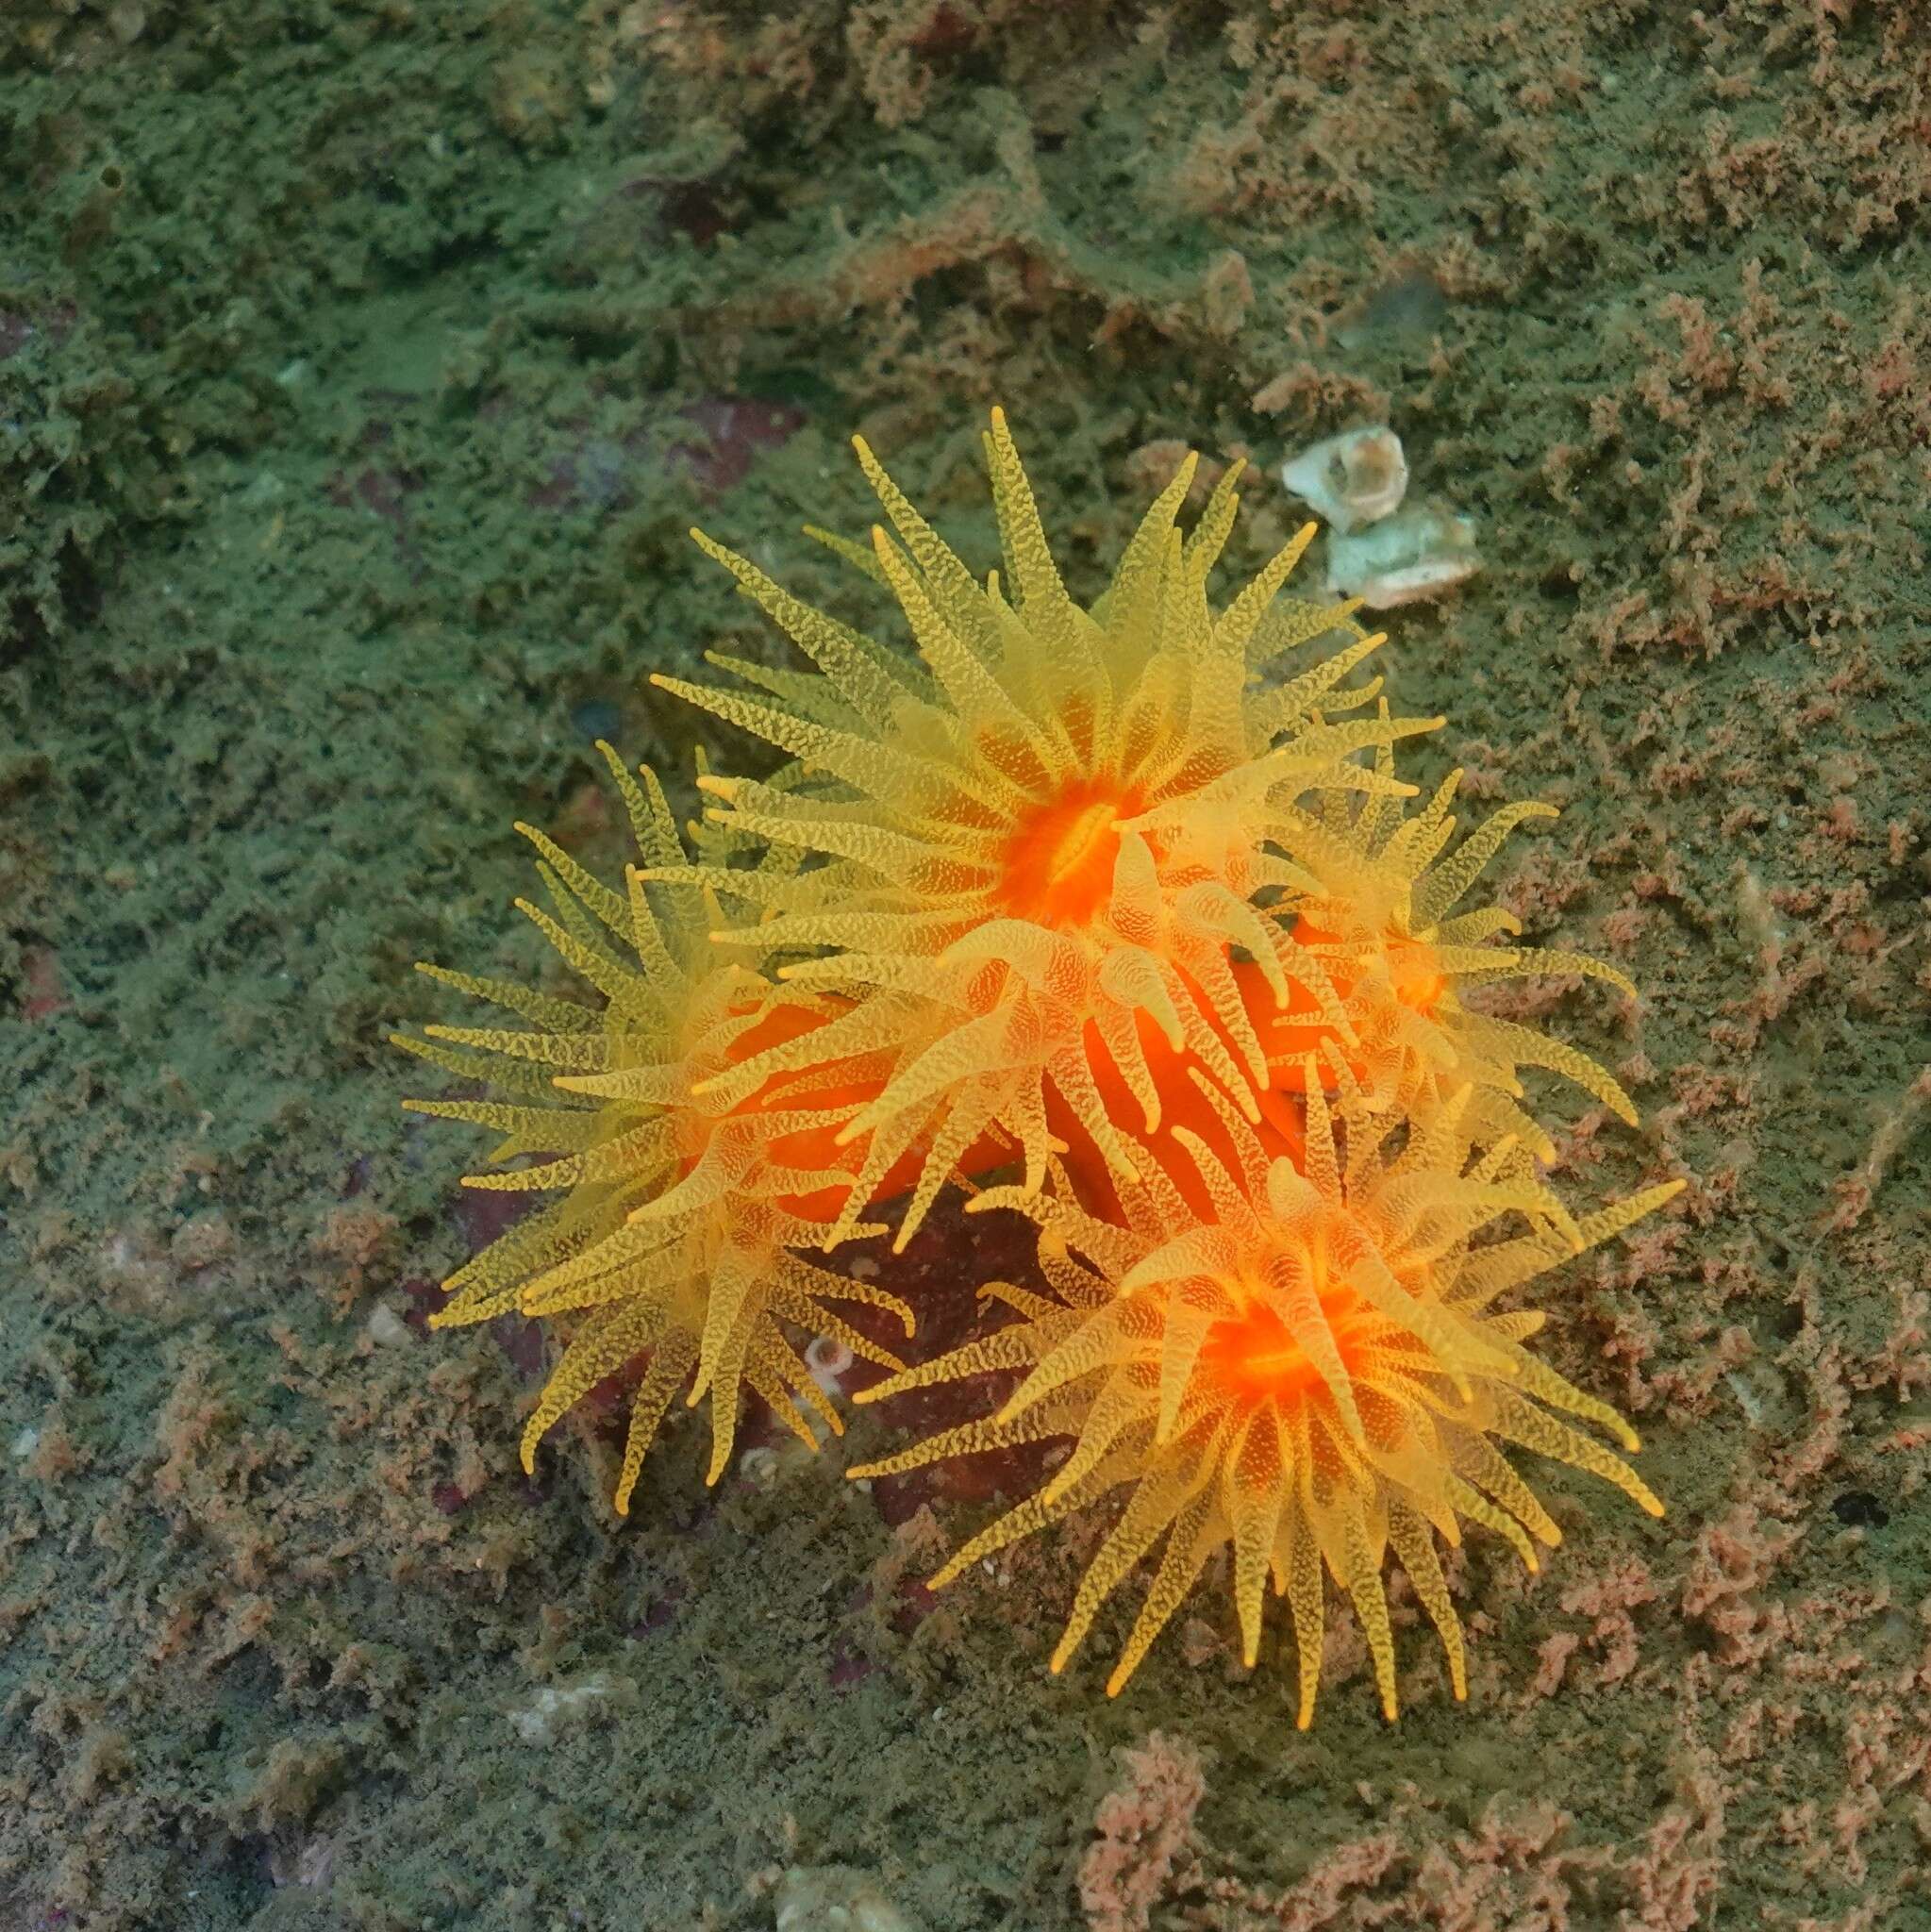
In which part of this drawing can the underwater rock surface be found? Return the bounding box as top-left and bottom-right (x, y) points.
(2, 4), (1928, 1929)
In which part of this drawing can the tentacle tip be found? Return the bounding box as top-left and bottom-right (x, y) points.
(1641, 1494), (1667, 1519)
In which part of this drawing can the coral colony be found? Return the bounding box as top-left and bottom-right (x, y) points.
(395, 411), (1682, 1724)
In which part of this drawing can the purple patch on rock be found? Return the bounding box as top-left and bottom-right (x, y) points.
(527, 425), (654, 513)
(665, 396), (807, 499)
(490, 1311), (547, 1383)
(398, 1276), (442, 1337)
(630, 1582), (685, 1638)
(453, 1183), (540, 1257)
(0, 301), (77, 361)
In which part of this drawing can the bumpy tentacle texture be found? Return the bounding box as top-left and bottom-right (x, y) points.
(850, 1055), (1685, 1725)
(393, 744), (918, 1509)
(649, 409), (1444, 1244)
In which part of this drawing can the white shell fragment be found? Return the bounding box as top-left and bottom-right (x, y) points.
(507, 1671), (627, 1745)
(804, 1333), (855, 1396)
(774, 1866), (919, 1932)
(1279, 425), (1409, 534)
(1324, 506), (1482, 608)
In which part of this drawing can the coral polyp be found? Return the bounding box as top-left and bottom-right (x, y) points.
(1249, 715), (1643, 1156)
(652, 409), (1441, 1240)
(393, 745), (915, 1507)
(851, 1065), (1683, 1724)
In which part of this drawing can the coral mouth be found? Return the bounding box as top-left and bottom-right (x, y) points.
(993, 777), (1143, 928)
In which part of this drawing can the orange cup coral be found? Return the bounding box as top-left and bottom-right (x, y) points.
(1252, 708), (1642, 1152)
(849, 1060), (1680, 1724)
(396, 413), (1685, 1721)
(393, 745), (919, 1508)
(651, 410), (1441, 1243)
